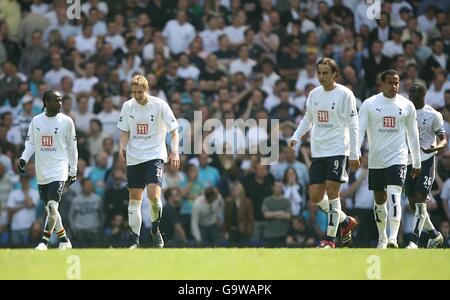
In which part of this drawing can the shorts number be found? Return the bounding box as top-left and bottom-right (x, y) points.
(333, 160), (339, 171)
(423, 176), (432, 189)
(399, 168), (406, 180)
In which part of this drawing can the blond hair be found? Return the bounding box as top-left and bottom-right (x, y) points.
(130, 75), (149, 90)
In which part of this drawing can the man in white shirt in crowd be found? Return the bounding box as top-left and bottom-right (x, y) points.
(117, 75), (180, 248)
(162, 10), (196, 55)
(191, 187), (224, 246)
(289, 58), (360, 248)
(7, 174), (39, 247)
(43, 54), (75, 90)
(18, 90), (78, 250)
(404, 82), (447, 249)
(96, 96), (120, 141)
(359, 69), (421, 249)
(72, 61), (99, 95)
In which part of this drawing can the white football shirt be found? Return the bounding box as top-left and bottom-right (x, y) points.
(116, 96), (179, 166)
(359, 93), (421, 169)
(291, 84), (359, 160)
(20, 113), (78, 185)
(408, 104), (445, 163)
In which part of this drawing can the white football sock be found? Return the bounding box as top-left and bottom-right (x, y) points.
(387, 185), (402, 242)
(374, 203), (388, 241)
(423, 212), (436, 231)
(150, 197), (163, 223)
(128, 199), (142, 236)
(326, 198), (341, 238)
(413, 203), (426, 238)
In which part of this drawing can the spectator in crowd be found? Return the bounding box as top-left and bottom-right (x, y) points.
(191, 187), (224, 246)
(223, 182), (253, 246)
(160, 187), (188, 247)
(7, 174), (39, 247)
(262, 181), (291, 246)
(285, 216), (318, 247)
(69, 179), (104, 247)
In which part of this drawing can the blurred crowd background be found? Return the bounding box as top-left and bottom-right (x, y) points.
(0, 0), (449, 248)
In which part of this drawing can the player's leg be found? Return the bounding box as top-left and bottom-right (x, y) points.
(309, 163), (332, 247)
(35, 184), (53, 250)
(385, 165), (406, 248)
(309, 158), (334, 247)
(413, 158), (443, 248)
(308, 158), (339, 217)
(325, 156), (357, 247)
(405, 164), (419, 248)
(145, 159), (164, 248)
(49, 181), (71, 249)
(369, 168), (388, 248)
(127, 163), (145, 248)
(323, 180), (342, 246)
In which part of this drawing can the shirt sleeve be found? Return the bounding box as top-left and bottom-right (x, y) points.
(116, 103), (129, 132)
(291, 94), (314, 142)
(406, 104), (421, 169)
(161, 102), (179, 133)
(343, 90), (360, 160)
(66, 118), (78, 177)
(20, 119), (35, 163)
(358, 101), (369, 149)
(433, 111), (445, 136)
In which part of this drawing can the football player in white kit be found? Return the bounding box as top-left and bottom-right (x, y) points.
(19, 90), (78, 250)
(359, 70), (421, 249)
(405, 82), (447, 249)
(117, 75), (180, 248)
(289, 58), (360, 248)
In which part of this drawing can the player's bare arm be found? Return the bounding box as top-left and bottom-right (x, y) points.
(119, 130), (130, 162)
(421, 134), (448, 154)
(168, 129), (180, 172)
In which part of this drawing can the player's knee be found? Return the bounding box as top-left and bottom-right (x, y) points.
(309, 192), (323, 203)
(414, 192), (427, 203)
(386, 185), (402, 196)
(47, 200), (59, 216)
(373, 191), (386, 205)
(129, 189), (143, 200)
(325, 181), (340, 199)
(147, 185), (160, 202)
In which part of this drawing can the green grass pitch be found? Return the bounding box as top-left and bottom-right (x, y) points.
(1, 248), (449, 280)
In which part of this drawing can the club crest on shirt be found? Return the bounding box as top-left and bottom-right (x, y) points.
(317, 110), (329, 122)
(383, 116), (396, 128)
(136, 123), (149, 135)
(41, 136), (53, 147)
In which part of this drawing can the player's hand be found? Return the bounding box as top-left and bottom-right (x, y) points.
(68, 175), (77, 186)
(421, 146), (436, 154)
(411, 168), (421, 179)
(64, 175), (77, 191)
(17, 159), (26, 173)
(349, 159), (361, 172)
(169, 152), (180, 172)
(119, 148), (126, 162)
(288, 139), (298, 150)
